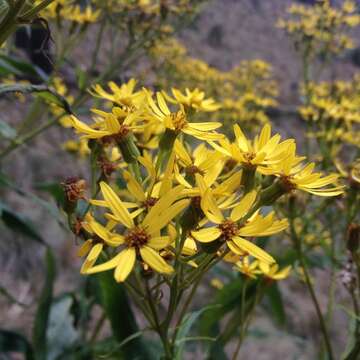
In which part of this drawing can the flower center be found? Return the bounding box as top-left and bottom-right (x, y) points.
(170, 111), (187, 131)
(125, 227), (150, 248)
(102, 125), (130, 144)
(279, 175), (296, 192)
(142, 197), (158, 210)
(185, 165), (203, 176)
(243, 152), (256, 162)
(218, 220), (239, 240)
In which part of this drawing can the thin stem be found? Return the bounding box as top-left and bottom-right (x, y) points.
(289, 201), (334, 360)
(231, 279), (247, 360)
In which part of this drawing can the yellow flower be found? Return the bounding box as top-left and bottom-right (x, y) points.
(62, 138), (91, 157)
(259, 262), (292, 280)
(90, 79), (146, 108)
(145, 91), (223, 141)
(77, 218), (124, 273)
(85, 182), (189, 282)
(71, 108), (143, 140)
(191, 190), (288, 264)
(210, 123), (295, 172)
(234, 256), (261, 279)
(269, 148), (344, 197)
(174, 140), (224, 188)
(162, 88), (221, 112)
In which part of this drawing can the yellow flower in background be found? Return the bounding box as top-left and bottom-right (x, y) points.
(85, 182), (189, 282)
(191, 190), (288, 264)
(90, 79), (146, 108)
(145, 91), (223, 141)
(162, 88), (221, 112)
(62, 138), (91, 157)
(269, 149), (344, 197)
(259, 262), (292, 280)
(234, 256), (261, 279)
(174, 140), (224, 188)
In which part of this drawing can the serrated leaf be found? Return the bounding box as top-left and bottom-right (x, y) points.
(32, 248), (56, 360)
(0, 329), (34, 360)
(0, 201), (45, 244)
(0, 119), (17, 139)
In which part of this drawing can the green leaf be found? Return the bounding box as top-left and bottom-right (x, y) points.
(175, 305), (219, 360)
(46, 295), (79, 360)
(34, 182), (66, 209)
(96, 271), (152, 359)
(32, 248), (56, 360)
(0, 84), (72, 113)
(264, 283), (286, 326)
(0, 54), (43, 78)
(0, 119), (17, 139)
(0, 201), (45, 244)
(0, 329), (34, 360)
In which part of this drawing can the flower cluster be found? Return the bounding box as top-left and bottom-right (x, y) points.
(278, 0), (360, 57)
(68, 78), (343, 283)
(149, 38), (278, 132)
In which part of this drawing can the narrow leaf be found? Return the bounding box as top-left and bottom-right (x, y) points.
(32, 248), (56, 360)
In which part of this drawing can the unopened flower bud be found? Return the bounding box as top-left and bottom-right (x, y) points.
(61, 177), (86, 213)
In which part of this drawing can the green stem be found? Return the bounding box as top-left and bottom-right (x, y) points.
(289, 200), (334, 360)
(231, 278), (248, 360)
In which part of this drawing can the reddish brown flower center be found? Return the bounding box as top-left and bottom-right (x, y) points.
(185, 165), (203, 176)
(218, 220), (239, 240)
(279, 175), (296, 192)
(142, 197), (158, 210)
(125, 227), (150, 248)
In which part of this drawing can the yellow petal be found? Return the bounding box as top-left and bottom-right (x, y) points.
(140, 246), (174, 274)
(77, 239), (93, 257)
(87, 243), (103, 262)
(147, 236), (171, 250)
(86, 249), (126, 274)
(114, 248), (136, 282)
(100, 182), (134, 228)
(231, 237), (275, 264)
(230, 191), (257, 221)
(191, 227), (221, 243)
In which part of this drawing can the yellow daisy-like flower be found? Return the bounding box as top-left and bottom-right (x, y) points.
(174, 140), (224, 188)
(234, 256), (261, 279)
(162, 87), (221, 112)
(145, 91), (223, 141)
(267, 148), (344, 197)
(258, 262), (292, 280)
(89, 79), (146, 107)
(77, 218), (124, 273)
(85, 182), (189, 282)
(70, 108), (143, 140)
(191, 190), (288, 264)
(210, 123), (295, 172)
